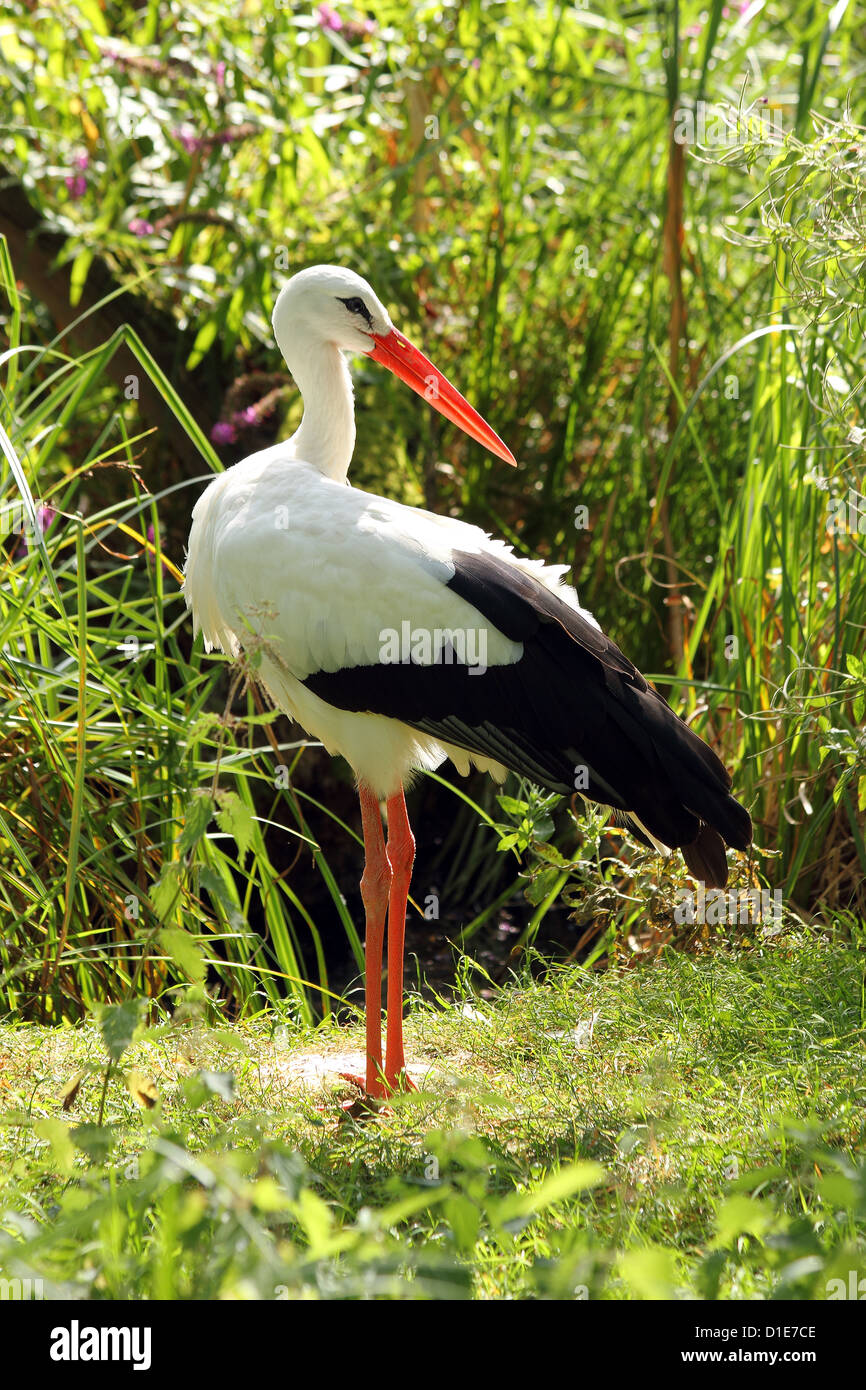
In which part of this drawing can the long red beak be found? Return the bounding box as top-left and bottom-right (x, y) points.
(368, 328), (517, 466)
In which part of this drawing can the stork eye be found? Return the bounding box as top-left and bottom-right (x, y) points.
(337, 295), (373, 326)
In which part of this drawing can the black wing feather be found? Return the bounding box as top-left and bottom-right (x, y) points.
(302, 548), (752, 886)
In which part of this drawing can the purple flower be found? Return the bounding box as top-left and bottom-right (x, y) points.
(232, 405), (259, 428)
(317, 4), (343, 31)
(129, 218), (155, 236)
(65, 174), (87, 199)
(210, 421), (237, 446)
(73, 151), (89, 171)
(214, 60), (226, 89)
(175, 124), (202, 154)
(14, 504), (57, 557)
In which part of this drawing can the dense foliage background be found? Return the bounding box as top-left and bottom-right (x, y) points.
(3, 0), (864, 1020)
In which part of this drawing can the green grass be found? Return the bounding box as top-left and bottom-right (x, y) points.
(1, 930), (863, 1299)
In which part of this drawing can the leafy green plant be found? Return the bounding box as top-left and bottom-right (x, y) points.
(1, 0), (864, 1011)
(0, 245), (362, 1024)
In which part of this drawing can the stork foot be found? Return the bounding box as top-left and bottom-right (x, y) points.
(337, 1068), (417, 1117)
(386, 1068), (418, 1095)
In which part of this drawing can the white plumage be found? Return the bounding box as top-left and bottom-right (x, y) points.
(185, 451), (594, 797)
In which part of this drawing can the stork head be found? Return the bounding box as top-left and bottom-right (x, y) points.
(273, 265), (392, 358)
(272, 264), (516, 465)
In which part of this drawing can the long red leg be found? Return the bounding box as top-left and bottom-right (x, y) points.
(358, 782), (391, 1098)
(383, 788), (416, 1090)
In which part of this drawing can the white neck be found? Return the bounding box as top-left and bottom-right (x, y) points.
(284, 340), (356, 483)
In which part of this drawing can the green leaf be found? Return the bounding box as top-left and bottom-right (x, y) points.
(525, 866), (564, 905)
(34, 1117), (76, 1173)
(199, 866), (247, 931)
(496, 1161), (605, 1222)
(151, 861), (184, 923)
(215, 790), (255, 867)
(817, 1174), (858, 1210)
(185, 314), (219, 371)
(444, 1194), (480, 1253)
(292, 1188), (333, 1249)
(178, 790), (215, 856)
(159, 927), (207, 985)
(71, 1124), (115, 1162)
(532, 840), (570, 868)
(99, 999), (145, 1061)
(74, 0), (109, 36)
(69, 250), (94, 307)
(618, 1246), (679, 1299)
(711, 1195), (775, 1248)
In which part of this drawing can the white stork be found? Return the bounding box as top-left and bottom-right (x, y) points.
(184, 265), (752, 1100)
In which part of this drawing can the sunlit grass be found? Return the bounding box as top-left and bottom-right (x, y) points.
(0, 932), (863, 1298)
